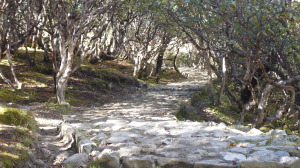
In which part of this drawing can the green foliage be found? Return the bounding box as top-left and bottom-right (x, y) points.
(30, 62), (53, 75)
(0, 88), (47, 104)
(175, 103), (188, 121)
(86, 160), (108, 168)
(0, 106), (38, 131)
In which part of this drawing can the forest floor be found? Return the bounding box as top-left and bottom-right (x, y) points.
(0, 48), (186, 167)
(0, 49), (299, 167)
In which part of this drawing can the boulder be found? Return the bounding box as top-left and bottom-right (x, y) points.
(94, 152), (120, 168)
(78, 139), (96, 154)
(122, 157), (155, 168)
(221, 152), (246, 161)
(61, 153), (89, 168)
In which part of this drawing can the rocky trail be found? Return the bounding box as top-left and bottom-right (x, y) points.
(34, 68), (299, 168)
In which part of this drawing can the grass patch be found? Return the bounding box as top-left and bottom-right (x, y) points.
(141, 69), (186, 85)
(175, 82), (239, 124)
(44, 103), (74, 115)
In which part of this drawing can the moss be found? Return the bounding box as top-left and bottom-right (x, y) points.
(0, 106), (38, 131)
(86, 160), (109, 168)
(175, 80), (239, 124)
(0, 151), (21, 168)
(45, 103), (74, 115)
(30, 63), (53, 75)
(175, 103), (202, 122)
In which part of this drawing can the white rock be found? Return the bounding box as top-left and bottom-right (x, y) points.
(62, 153), (89, 168)
(247, 128), (264, 135)
(78, 139), (96, 154)
(218, 122), (227, 129)
(237, 142), (256, 148)
(221, 152), (246, 161)
(90, 150), (101, 157)
(279, 156), (299, 165)
(268, 129), (287, 139)
(118, 147), (141, 157)
(229, 147), (251, 155)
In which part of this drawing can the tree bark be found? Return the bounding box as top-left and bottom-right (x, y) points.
(6, 32), (23, 90)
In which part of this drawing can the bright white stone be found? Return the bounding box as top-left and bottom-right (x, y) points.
(221, 152), (246, 161)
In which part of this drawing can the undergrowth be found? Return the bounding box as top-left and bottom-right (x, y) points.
(0, 106), (38, 168)
(175, 82), (239, 124)
(0, 106), (38, 131)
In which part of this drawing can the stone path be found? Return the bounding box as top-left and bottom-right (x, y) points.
(58, 68), (300, 168)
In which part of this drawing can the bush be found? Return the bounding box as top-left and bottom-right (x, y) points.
(0, 107), (38, 131)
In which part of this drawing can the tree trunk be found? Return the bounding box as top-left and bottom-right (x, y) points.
(56, 33), (76, 105)
(155, 52), (163, 83)
(6, 33), (23, 90)
(173, 48), (180, 74)
(255, 84), (274, 127)
(217, 56), (227, 105)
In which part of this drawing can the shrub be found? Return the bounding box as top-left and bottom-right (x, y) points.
(0, 107), (38, 131)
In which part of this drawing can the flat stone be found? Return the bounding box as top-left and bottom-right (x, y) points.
(194, 159), (236, 168)
(240, 160), (284, 168)
(122, 157), (155, 168)
(271, 138), (297, 146)
(118, 146), (141, 157)
(229, 147), (251, 155)
(91, 133), (108, 142)
(247, 150), (280, 162)
(229, 134), (272, 142)
(62, 153), (89, 168)
(221, 152), (246, 161)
